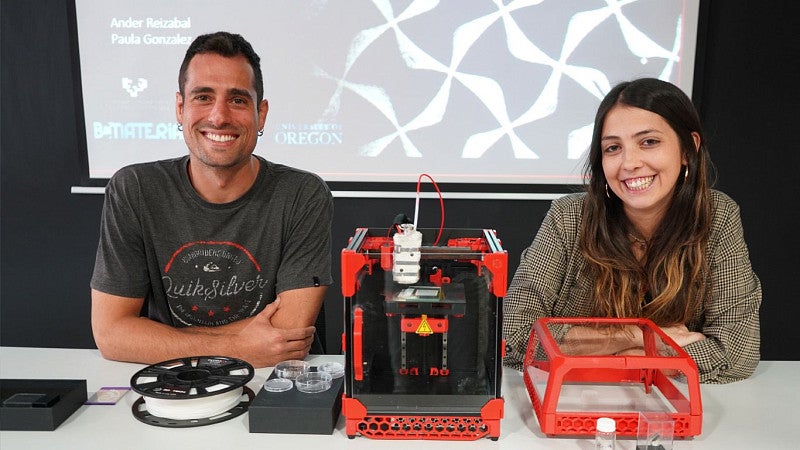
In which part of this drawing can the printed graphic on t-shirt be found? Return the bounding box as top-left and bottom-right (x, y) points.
(162, 241), (268, 326)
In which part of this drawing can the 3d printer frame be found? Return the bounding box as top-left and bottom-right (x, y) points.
(522, 317), (703, 438)
(341, 227), (506, 440)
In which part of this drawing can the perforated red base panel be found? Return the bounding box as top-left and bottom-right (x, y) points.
(343, 397), (504, 440)
(346, 415), (500, 440)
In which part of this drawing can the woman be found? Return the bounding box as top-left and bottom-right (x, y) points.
(503, 78), (761, 383)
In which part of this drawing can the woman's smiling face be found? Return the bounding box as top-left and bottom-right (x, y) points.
(601, 105), (689, 225)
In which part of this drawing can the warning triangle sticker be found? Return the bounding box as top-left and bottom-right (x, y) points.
(416, 314), (433, 336)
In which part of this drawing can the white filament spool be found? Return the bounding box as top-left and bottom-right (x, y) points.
(130, 356), (254, 427)
(142, 388), (244, 420)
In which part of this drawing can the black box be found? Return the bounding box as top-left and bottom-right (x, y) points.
(248, 375), (343, 434)
(0, 379), (87, 431)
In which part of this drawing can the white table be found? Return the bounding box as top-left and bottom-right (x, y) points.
(0, 347), (796, 449)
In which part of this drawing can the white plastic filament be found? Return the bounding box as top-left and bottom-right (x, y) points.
(143, 388), (243, 420)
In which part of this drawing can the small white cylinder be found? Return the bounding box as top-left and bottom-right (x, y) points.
(595, 417), (616, 450)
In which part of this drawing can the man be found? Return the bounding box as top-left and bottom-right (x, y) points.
(90, 32), (332, 368)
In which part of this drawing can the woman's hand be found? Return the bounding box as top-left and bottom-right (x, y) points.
(660, 324), (706, 347)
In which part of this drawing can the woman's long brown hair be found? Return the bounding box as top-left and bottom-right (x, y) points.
(580, 78), (713, 326)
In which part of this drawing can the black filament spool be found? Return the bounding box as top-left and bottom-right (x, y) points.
(130, 356), (254, 399)
(129, 355), (255, 428)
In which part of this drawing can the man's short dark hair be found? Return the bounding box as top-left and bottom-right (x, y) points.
(178, 31), (264, 102)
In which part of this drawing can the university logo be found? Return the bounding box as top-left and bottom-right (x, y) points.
(122, 77), (148, 97)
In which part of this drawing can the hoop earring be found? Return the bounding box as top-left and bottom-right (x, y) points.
(258, 130), (264, 137)
(684, 165), (689, 180)
(605, 183), (610, 198)
(177, 123), (183, 132)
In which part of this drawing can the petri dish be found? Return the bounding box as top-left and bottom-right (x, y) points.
(263, 377), (294, 393)
(317, 361), (345, 379)
(294, 371), (332, 393)
(274, 360), (310, 380)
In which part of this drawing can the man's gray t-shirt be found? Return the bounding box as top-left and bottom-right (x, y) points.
(91, 155), (332, 327)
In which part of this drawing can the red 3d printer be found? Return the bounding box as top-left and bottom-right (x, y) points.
(341, 226), (506, 440)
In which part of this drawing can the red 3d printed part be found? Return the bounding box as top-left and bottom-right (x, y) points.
(522, 317), (702, 438)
